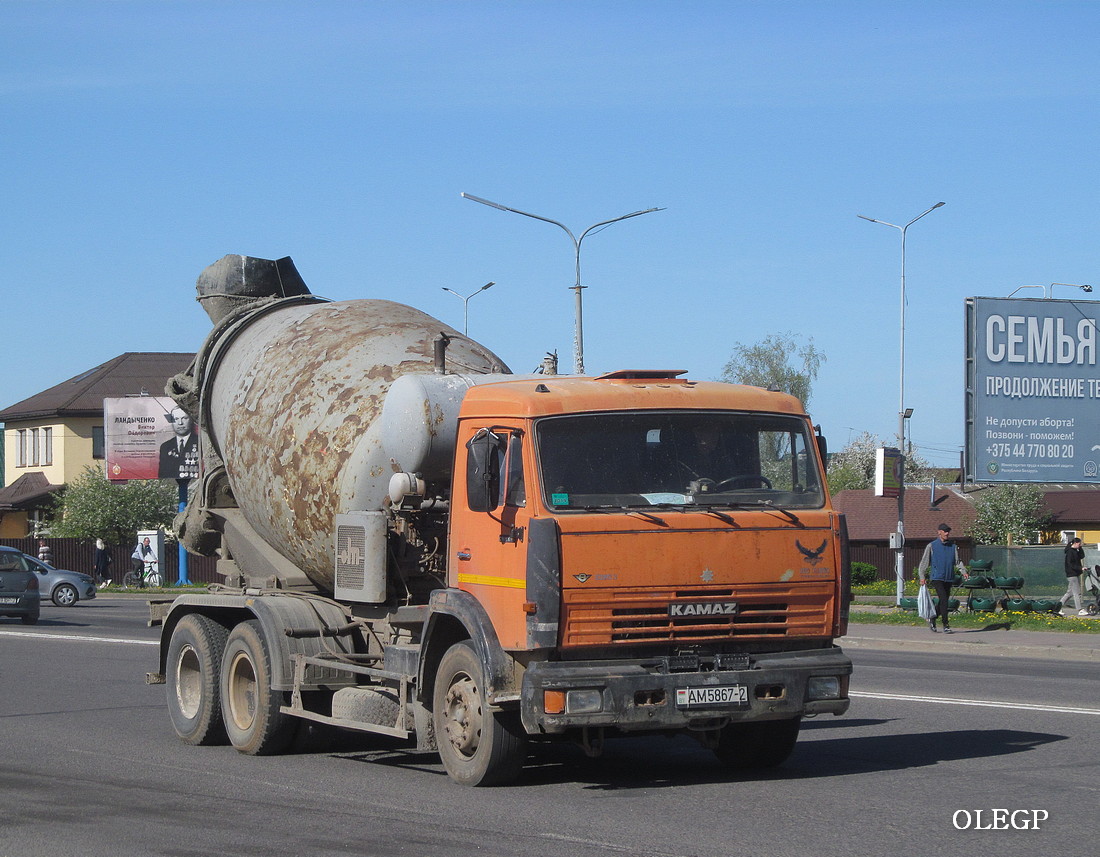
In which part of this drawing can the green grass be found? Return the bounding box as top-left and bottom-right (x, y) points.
(98, 583), (210, 596)
(850, 605), (1100, 633)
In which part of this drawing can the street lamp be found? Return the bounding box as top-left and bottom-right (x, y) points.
(1049, 282), (1093, 298)
(858, 201), (945, 606)
(461, 192), (664, 374)
(441, 281), (495, 336)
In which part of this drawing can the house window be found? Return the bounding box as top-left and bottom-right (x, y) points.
(92, 426), (105, 459)
(29, 428), (39, 466)
(17, 430), (27, 467)
(42, 427), (53, 466)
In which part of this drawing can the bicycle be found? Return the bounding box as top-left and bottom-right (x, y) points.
(123, 561), (162, 588)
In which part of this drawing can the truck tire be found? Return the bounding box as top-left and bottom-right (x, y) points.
(714, 717), (801, 769)
(220, 620), (295, 755)
(433, 640), (527, 786)
(166, 614), (229, 745)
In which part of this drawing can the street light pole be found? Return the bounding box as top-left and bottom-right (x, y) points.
(858, 201), (945, 606)
(441, 281), (495, 336)
(461, 192), (663, 375)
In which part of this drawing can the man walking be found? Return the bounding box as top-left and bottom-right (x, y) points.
(918, 523), (968, 633)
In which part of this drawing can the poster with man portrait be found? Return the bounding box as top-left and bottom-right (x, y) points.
(104, 397), (201, 482)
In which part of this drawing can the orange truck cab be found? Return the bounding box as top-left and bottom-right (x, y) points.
(447, 370), (851, 755)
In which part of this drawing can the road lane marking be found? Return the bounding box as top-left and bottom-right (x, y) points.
(0, 629), (156, 646)
(851, 690), (1100, 716)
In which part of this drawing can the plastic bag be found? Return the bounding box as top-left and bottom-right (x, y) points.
(917, 583), (935, 621)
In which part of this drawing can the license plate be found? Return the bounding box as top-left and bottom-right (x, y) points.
(675, 685), (748, 708)
(0, 597), (19, 605)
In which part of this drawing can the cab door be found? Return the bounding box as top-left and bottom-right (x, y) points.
(449, 425), (532, 649)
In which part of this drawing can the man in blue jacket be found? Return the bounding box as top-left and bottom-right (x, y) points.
(918, 523), (969, 633)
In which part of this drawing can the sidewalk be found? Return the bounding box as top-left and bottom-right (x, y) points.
(842, 611), (1100, 662)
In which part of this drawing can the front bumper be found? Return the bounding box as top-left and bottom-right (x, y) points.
(520, 646), (851, 735)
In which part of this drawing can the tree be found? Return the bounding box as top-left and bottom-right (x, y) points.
(720, 332), (825, 408)
(47, 465), (179, 545)
(968, 484), (1050, 545)
(826, 431), (931, 494)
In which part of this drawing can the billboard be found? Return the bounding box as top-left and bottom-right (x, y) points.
(104, 397), (200, 482)
(965, 296), (1100, 483)
(874, 447), (903, 497)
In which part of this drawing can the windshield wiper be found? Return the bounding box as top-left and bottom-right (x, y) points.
(621, 508), (668, 526)
(707, 500), (803, 525)
(648, 502), (736, 525)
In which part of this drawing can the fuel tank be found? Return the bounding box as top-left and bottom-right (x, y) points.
(180, 255), (510, 594)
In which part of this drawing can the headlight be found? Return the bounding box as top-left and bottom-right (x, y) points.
(807, 676), (841, 700)
(566, 689), (604, 714)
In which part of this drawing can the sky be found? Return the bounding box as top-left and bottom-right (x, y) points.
(3, 0), (1099, 469)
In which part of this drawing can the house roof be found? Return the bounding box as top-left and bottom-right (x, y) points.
(1040, 490), (1100, 525)
(833, 486), (977, 542)
(0, 353), (194, 422)
(0, 472), (63, 510)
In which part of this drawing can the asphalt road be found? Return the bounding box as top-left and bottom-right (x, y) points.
(1, 599), (1096, 857)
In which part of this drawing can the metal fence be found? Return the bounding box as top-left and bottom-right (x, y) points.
(0, 537), (221, 585)
(971, 545), (1082, 596)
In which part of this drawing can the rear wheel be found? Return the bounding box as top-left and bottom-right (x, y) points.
(220, 620), (295, 755)
(123, 571), (142, 588)
(166, 614), (229, 745)
(52, 584), (78, 607)
(433, 640), (527, 786)
(714, 717), (801, 769)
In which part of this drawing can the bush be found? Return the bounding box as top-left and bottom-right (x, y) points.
(850, 562), (878, 587)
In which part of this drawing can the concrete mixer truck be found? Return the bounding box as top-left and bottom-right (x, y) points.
(148, 254), (852, 786)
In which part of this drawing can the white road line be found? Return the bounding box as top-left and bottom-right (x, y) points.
(0, 629), (157, 646)
(851, 690), (1100, 716)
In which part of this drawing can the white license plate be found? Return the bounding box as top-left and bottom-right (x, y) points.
(0, 596), (20, 605)
(676, 685), (748, 708)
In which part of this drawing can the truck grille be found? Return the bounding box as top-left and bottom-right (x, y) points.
(561, 583), (834, 647)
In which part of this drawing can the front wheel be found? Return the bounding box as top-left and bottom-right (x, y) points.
(167, 614), (229, 745)
(714, 717), (801, 769)
(433, 641), (527, 786)
(220, 620), (295, 755)
(146, 570), (163, 587)
(52, 584), (78, 607)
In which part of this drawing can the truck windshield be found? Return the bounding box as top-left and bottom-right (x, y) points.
(536, 411), (824, 510)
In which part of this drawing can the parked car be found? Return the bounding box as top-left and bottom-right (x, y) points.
(0, 546), (97, 607)
(0, 550), (40, 624)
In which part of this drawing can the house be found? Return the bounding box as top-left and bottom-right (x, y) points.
(0, 353), (194, 537)
(1039, 490), (1100, 544)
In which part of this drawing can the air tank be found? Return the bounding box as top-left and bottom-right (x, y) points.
(182, 255), (510, 594)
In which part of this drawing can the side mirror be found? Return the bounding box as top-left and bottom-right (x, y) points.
(466, 430), (503, 513)
(815, 425), (827, 462)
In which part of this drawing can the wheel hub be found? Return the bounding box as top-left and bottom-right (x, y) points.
(443, 675), (483, 757)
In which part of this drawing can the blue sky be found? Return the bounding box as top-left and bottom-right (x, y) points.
(3, 1), (1098, 468)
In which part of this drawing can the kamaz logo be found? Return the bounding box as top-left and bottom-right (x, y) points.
(669, 602), (738, 617)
